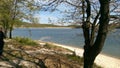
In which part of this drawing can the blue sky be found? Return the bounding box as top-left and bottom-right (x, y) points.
(39, 11), (63, 24)
(33, 2), (75, 25)
(33, 0), (120, 25)
(33, 9), (64, 25)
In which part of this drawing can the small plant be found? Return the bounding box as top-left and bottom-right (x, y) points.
(44, 43), (57, 49)
(65, 54), (102, 68)
(66, 54), (82, 62)
(13, 37), (38, 46)
(93, 64), (102, 68)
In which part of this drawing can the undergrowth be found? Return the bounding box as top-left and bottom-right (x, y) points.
(13, 37), (38, 46)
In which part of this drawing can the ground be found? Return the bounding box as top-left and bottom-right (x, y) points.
(0, 39), (100, 68)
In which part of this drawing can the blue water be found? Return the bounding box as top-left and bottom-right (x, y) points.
(12, 28), (120, 58)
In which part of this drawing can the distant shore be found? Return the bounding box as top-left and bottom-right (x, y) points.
(41, 41), (120, 68)
(14, 26), (81, 29)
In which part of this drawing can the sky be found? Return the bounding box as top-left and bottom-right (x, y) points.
(38, 11), (63, 24)
(33, 11), (66, 25)
(33, 1), (75, 25)
(33, 0), (120, 25)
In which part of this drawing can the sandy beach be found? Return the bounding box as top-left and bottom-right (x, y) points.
(50, 43), (120, 68)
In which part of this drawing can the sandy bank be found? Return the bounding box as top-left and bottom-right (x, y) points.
(48, 43), (120, 68)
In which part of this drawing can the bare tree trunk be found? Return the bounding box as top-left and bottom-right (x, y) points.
(83, 0), (110, 68)
(9, 27), (12, 39)
(1, 20), (9, 38)
(9, 0), (18, 39)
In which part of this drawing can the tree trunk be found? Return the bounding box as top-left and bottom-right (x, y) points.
(4, 28), (7, 38)
(83, 0), (110, 68)
(9, 27), (12, 39)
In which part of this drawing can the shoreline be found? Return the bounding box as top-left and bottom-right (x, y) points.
(100, 51), (120, 59)
(14, 27), (74, 29)
(44, 42), (120, 68)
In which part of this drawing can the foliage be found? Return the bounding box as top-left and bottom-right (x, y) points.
(67, 25), (81, 28)
(65, 54), (102, 68)
(13, 37), (38, 46)
(44, 43), (58, 49)
(0, 0), (40, 38)
(66, 54), (83, 62)
(44, 43), (72, 52)
(19, 22), (60, 27)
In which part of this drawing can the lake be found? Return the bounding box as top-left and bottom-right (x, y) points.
(12, 28), (120, 58)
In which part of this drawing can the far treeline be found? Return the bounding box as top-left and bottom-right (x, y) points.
(13, 22), (81, 28)
(15, 22), (120, 29)
(14, 22), (63, 28)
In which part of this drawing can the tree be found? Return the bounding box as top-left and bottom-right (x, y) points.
(0, 0), (40, 38)
(38, 0), (120, 67)
(8, 0), (40, 39)
(82, 0), (110, 67)
(0, 0), (12, 38)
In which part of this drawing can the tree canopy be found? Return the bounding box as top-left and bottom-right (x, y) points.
(0, 0), (40, 38)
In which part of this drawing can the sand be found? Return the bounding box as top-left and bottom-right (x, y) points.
(51, 43), (120, 68)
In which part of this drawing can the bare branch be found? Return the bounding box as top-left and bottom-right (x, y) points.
(85, 0), (91, 22)
(90, 11), (100, 45)
(64, 0), (82, 8)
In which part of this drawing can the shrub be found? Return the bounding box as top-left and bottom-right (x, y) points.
(13, 37), (38, 46)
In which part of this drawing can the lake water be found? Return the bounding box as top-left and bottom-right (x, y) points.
(12, 28), (120, 58)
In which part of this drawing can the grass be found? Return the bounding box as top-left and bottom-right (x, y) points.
(44, 43), (58, 49)
(65, 54), (102, 68)
(66, 54), (83, 62)
(13, 37), (38, 46)
(44, 43), (73, 52)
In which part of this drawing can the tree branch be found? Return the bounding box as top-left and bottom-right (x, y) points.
(90, 11), (100, 45)
(82, 0), (91, 48)
(93, 0), (110, 52)
(85, 0), (91, 21)
(64, 0), (82, 8)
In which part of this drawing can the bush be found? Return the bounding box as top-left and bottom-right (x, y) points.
(66, 54), (82, 61)
(13, 37), (38, 46)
